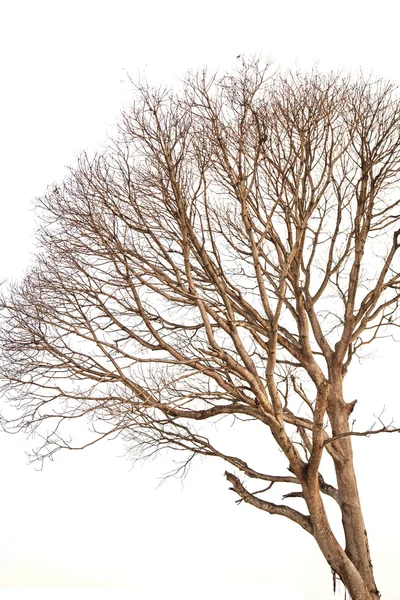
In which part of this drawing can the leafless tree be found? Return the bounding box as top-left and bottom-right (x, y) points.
(2, 58), (400, 599)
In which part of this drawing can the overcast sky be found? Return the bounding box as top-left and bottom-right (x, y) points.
(1, 1), (400, 599)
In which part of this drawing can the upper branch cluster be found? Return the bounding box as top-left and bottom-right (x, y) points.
(1, 58), (400, 506)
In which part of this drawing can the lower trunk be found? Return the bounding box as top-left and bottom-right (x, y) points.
(325, 384), (380, 599)
(332, 430), (380, 598)
(304, 483), (379, 600)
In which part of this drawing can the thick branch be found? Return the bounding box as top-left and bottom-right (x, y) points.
(225, 471), (313, 534)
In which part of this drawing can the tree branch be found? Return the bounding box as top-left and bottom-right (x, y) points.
(225, 471), (313, 534)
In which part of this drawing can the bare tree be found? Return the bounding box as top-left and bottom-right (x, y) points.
(2, 58), (400, 599)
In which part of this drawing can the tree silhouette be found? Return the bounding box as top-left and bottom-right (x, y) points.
(2, 58), (400, 599)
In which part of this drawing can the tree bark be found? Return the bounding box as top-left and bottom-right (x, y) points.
(323, 379), (380, 599)
(304, 484), (378, 599)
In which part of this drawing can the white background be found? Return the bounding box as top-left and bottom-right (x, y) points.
(0, 1), (400, 598)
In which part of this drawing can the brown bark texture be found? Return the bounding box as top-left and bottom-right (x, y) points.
(2, 58), (400, 598)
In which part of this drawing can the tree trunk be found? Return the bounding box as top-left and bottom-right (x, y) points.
(303, 480), (379, 599)
(324, 380), (380, 599)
